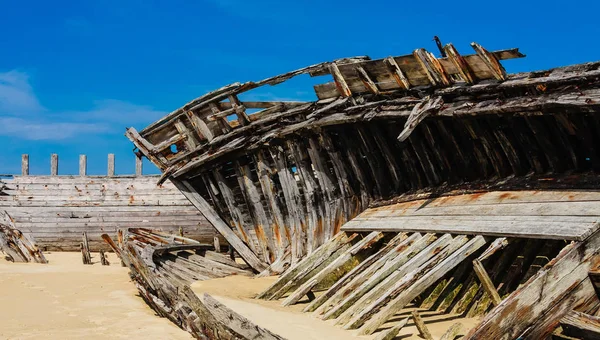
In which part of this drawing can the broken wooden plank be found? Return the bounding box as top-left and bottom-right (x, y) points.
(304, 232), (410, 313)
(256, 231), (356, 300)
(282, 231), (384, 306)
(440, 322), (465, 340)
(357, 236), (486, 334)
(329, 63), (352, 97)
(336, 234), (452, 326)
(326, 233), (437, 322)
(100, 250), (109, 266)
(171, 178), (268, 273)
(465, 229), (600, 339)
(560, 310), (600, 339)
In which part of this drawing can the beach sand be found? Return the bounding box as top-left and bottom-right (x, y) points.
(0, 252), (191, 340)
(192, 275), (481, 340)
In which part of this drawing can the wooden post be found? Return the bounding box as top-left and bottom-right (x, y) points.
(81, 232), (92, 265)
(412, 311), (433, 340)
(21, 154), (29, 176)
(473, 259), (502, 306)
(135, 156), (143, 176)
(214, 236), (221, 252)
(50, 154), (58, 176)
(107, 154), (115, 177)
(440, 323), (465, 340)
(100, 250), (109, 266)
(374, 317), (409, 340)
(79, 155), (87, 176)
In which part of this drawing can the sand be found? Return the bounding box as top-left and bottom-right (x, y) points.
(192, 276), (481, 340)
(0, 252), (192, 340)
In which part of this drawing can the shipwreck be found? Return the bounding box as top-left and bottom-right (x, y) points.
(122, 40), (600, 339)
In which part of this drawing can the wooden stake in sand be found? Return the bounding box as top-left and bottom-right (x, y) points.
(100, 250), (110, 266)
(81, 232), (92, 265)
(411, 311), (433, 340)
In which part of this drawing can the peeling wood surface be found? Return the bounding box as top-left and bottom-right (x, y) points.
(0, 210), (47, 263)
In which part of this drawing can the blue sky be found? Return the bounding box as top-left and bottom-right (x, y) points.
(1, 0), (599, 175)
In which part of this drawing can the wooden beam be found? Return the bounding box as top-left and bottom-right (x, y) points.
(471, 42), (506, 81)
(444, 43), (475, 84)
(282, 231), (384, 306)
(440, 322), (465, 340)
(384, 57), (410, 90)
(412, 311), (433, 340)
(560, 310), (600, 339)
(357, 236), (486, 335)
(185, 110), (214, 142)
(256, 232), (356, 300)
(333, 234), (444, 324)
(413, 48), (450, 86)
(465, 229), (600, 339)
(473, 259), (502, 306)
(305, 232), (410, 313)
(374, 317), (409, 340)
(329, 63), (352, 97)
(170, 178), (268, 273)
(356, 66), (379, 94)
(21, 154), (29, 176)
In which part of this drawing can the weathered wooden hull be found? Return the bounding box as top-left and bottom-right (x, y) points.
(126, 41), (600, 278)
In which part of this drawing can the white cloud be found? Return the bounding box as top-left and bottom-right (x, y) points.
(0, 70), (43, 114)
(0, 70), (166, 141)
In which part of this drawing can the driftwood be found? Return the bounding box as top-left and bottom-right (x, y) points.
(411, 311), (433, 340)
(559, 310), (600, 339)
(373, 317), (409, 340)
(0, 210), (47, 263)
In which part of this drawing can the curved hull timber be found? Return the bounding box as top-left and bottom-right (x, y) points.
(126, 41), (600, 273)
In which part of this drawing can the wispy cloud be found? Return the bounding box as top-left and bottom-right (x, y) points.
(0, 70), (166, 141)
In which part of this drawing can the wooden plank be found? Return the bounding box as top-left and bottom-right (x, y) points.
(373, 317), (409, 340)
(334, 234), (448, 325)
(412, 311), (433, 340)
(304, 232), (410, 313)
(135, 156), (143, 176)
(81, 231), (92, 265)
(171, 178), (268, 273)
(256, 232), (355, 300)
(465, 229), (600, 339)
(356, 236), (486, 334)
(384, 57), (410, 90)
(560, 310), (600, 339)
(440, 322), (465, 340)
(329, 63), (351, 97)
(281, 231), (384, 306)
(473, 259), (502, 306)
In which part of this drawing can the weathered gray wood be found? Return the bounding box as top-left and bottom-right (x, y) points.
(304, 232), (409, 313)
(373, 317), (409, 340)
(135, 156), (143, 176)
(171, 178), (268, 272)
(51, 154), (58, 176)
(82, 232), (92, 264)
(316, 233), (431, 319)
(440, 322), (465, 340)
(107, 154), (115, 177)
(256, 232), (355, 300)
(21, 154), (29, 176)
(329, 63), (351, 97)
(477, 237), (508, 261)
(412, 311), (433, 340)
(335, 234), (448, 325)
(473, 259), (502, 306)
(355, 236), (486, 334)
(79, 155), (87, 176)
(465, 229), (600, 339)
(282, 231), (384, 306)
(560, 310), (600, 339)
